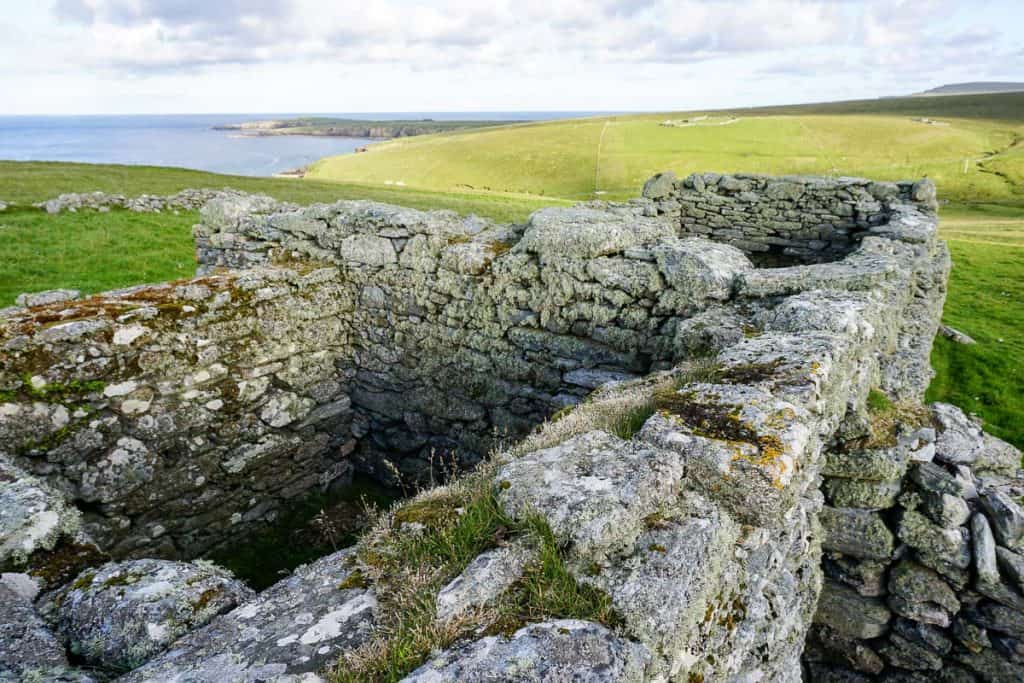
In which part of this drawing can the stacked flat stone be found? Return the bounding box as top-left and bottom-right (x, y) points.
(34, 188), (250, 214)
(808, 403), (1024, 681)
(644, 171), (938, 266)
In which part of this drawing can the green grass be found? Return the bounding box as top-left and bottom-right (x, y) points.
(0, 160), (567, 221)
(309, 92), (1024, 204)
(928, 203), (1024, 448)
(333, 470), (617, 682)
(0, 161), (568, 305)
(0, 207), (198, 304)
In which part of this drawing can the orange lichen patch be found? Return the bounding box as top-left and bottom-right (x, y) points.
(655, 386), (796, 487)
(1, 274), (243, 341)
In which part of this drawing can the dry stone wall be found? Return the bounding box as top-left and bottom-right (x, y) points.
(2, 172), (1021, 682)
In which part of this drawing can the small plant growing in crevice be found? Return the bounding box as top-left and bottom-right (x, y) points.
(858, 387), (931, 449)
(331, 466), (620, 682)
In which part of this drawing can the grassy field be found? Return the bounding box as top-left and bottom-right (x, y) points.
(1, 93), (1022, 448)
(309, 93), (1024, 204)
(926, 203), (1024, 448)
(0, 161), (564, 304)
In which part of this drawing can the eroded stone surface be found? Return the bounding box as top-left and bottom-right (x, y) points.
(402, 620), (651, 682)
(0, 583), (95, 683)
(116, 549), (376, 683)
(495, 431), (686, 563)
(41, 559), (253, 672)
(0, 458), (81, 570)
(435, 541), (536, 625)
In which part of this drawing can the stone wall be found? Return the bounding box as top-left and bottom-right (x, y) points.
(7, 172), (1019, 682)
(808, 403), (1024, 681)
(642, 171), (938, 266)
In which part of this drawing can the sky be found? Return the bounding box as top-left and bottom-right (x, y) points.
(0, 0), (1022, 115)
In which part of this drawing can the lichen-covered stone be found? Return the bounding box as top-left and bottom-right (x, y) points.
(435, 542), (536, 625)
(980, 487), (1024, 552)
(0, 459), (81, 570)
(518, 206), (673, 259)
(402, 619), (651, 682)
(820, 507), (894, 561)
(579, 505), (738, 673)
(495, 430), (686, 563)
(0, 583), (96, 683)
(41, 559), (253, 672)
(15, 289), (81, 308)
(117, 549), (375, 682)
(814, 580), (891, 640)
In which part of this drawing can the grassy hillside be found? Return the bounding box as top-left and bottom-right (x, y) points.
(309, 93), (1024, 203)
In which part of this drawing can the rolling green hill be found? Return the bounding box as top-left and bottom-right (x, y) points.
(308, 92), (1024, 204)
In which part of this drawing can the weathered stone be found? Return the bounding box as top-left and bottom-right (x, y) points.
(814, 580), (891, 640)
(955, 647), (1024, 682)
(932, 402), (984, 466)
(519, 206), (673, 259)
(824, 448), (909, 482)
(824, 477), (901, 509)
(496, 430), (686, 562)
(435, 542), (536, 625)
(117, 549), (376, 682)
(0, 583), (95, 682)
(671, 307), (746, 358)
(893, 617), (952, 655)
(579, 506), (738, 671)
(804, 624), (885, 674)
(651, 237), (753, 303)
(403, 620), (651, 682)
(15, 289), (81, 308)
(975, 434), (1023, 477)
(974, 512), (1002, 589)
(822, 554), (888, 597)
(899, 510), (971, 578)
(639, 386), (812, 525)
(0, 459), (82, 570)
(888, 560), (960, 615)
(820, 507), (895, 561)
(980, 487), (1024, 551)
(41, 559), (253, 672)
(939, 323), (976, 345)
(879, 633), (944, 671)
(996, 546), (1024, 594)
(642, 171), (676, 199)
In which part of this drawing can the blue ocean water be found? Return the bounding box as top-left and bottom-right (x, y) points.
(0, 112), (612, 177)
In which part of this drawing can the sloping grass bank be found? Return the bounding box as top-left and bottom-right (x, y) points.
(928, 203), (1024, 448)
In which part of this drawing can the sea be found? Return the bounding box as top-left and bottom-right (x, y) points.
(0, 112), (611, 177)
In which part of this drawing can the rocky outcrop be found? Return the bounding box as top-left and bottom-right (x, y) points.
(404, 620), (651, 681)
(0, 582), (96, 683)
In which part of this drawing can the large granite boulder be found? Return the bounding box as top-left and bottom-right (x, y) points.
(116, 549), (376, 682)
(41, 559), (254, 672)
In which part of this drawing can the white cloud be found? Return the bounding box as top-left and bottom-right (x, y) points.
(0, 0), (1019, 113)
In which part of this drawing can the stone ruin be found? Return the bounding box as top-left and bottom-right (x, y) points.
(0, 172), (1021, 681)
